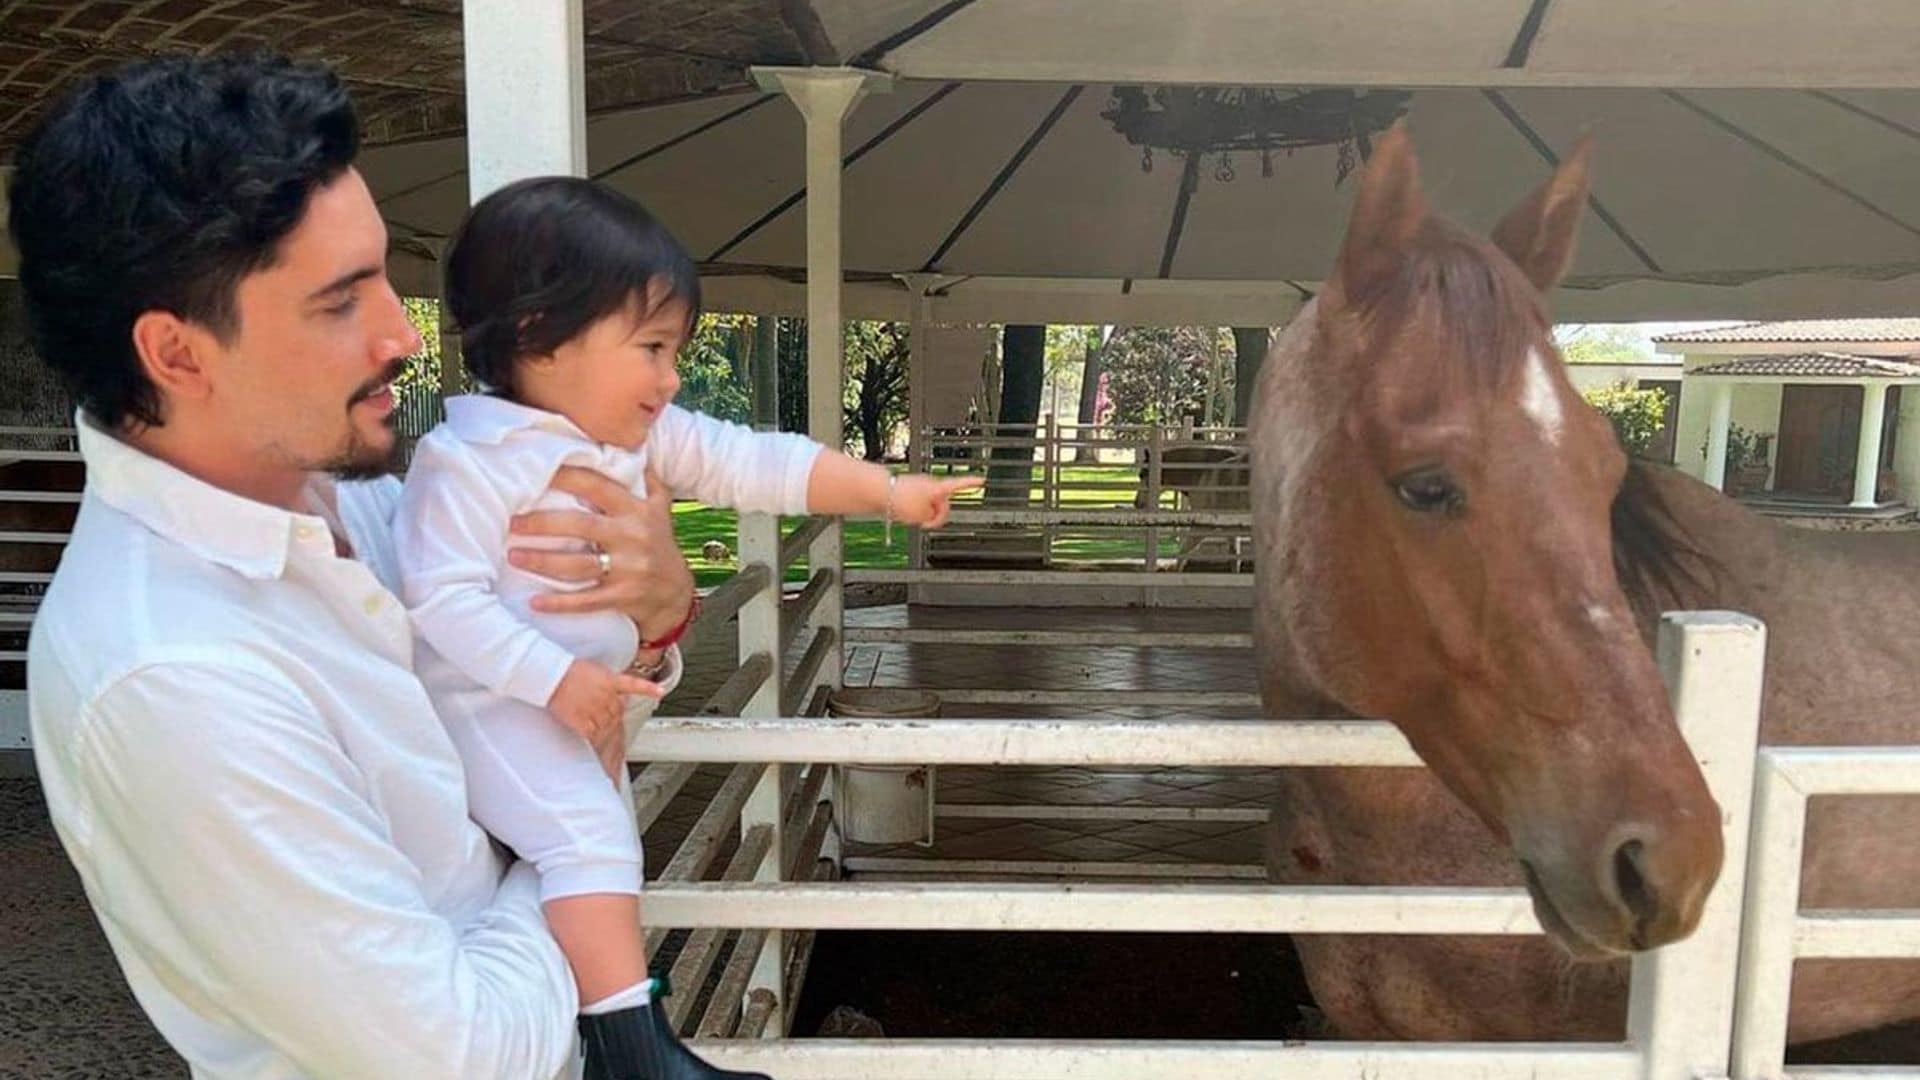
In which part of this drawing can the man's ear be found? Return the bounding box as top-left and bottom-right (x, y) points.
(130, 310), (215, 406)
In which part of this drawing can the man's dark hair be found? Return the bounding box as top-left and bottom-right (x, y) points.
(444, 176), (701, 396)
(8, 52), (360, 429)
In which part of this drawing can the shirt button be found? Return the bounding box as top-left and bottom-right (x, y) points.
(296, 524), (322, 543)
(362, 595), (385, 615)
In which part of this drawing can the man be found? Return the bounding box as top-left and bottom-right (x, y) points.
(14, 52), (716, 1078)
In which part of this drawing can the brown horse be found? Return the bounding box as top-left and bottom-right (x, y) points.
(1252, 124), (1920, 1046)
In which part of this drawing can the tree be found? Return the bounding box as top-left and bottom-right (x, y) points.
(1100, 325), (1228, 427)
(1073, 325), (1111, 461)
(398, 297), (446, 395)
(776, 316), (808, 436)
(767, 316), (913, 455)
(844, 321), (910, 460)
(1556, 324), (1651, 366)
(1581, 380), (1668, 458)
(1039, 324), (1090, 426)
(1232, 326), (1269, 425)
(676, 313), (752, 424)
(987, 324), (1046, 504)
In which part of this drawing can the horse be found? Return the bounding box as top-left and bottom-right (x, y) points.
(1251, 124), (1920, 1046)
(1134, 443), (1252, 571)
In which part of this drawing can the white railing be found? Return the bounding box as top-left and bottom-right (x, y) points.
(630, 612), (1769, 1079)
(0, 427), (75, 679)
(905, 419), (1252, 583)
(631, 509), (845, 1039)
(1732, 746), (1920, 1078)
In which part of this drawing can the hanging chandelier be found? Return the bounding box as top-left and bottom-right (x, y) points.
(1101, 86), (1412, 185)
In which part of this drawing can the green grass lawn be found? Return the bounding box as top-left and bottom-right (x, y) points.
(673, 465), (1211, 586)
(674, 505), (907, 586)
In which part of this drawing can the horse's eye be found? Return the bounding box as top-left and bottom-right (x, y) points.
(1392, 468), (1464, 515)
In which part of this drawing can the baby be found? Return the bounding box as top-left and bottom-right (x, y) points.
(395, 177), (974, 1080)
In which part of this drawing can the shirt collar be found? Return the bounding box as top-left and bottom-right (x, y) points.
(76, 410), (336, 580)
(442, 394), (588, 445)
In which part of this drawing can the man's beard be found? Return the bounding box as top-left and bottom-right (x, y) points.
(324, 413), (405, 481)
(326, 357), (411, 481)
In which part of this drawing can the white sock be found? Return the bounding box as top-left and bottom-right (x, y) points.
(580, 978), (652, 1015)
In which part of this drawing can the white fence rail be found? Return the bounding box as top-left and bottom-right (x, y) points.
(1, 427), (76, 693)
(913, 420), (1252, 581)
(631, 612), (1771, 1079)
(1732, 746), (1920, 1078)
(647, 509), (845, 1039)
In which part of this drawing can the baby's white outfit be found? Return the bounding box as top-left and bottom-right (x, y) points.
(396, 394), (820, 901)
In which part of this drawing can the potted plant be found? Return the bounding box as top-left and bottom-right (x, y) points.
(1702, 425), (1771, 496)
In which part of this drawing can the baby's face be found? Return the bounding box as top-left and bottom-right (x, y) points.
(532, 291), (689, 448)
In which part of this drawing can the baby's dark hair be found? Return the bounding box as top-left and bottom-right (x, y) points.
(443, 177), (701, 395)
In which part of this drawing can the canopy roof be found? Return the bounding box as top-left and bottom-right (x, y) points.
(6, 2), (1920, 319)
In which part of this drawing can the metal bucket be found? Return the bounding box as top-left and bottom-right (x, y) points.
(825, 688), (940, 845)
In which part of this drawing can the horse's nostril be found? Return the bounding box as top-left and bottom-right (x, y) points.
(1611, 837), (1661, 946)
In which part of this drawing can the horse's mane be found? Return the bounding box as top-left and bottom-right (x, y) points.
(1611, 460), (1724, 624)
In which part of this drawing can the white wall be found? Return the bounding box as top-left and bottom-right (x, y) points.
(1672, 365), (1784, 484)
(921, 324), (997, 429)
(1739, 384), (1786, 489)
(1895, 391), (1920, 506)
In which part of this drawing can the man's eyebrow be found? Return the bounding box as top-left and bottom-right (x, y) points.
(305, 266), (381, 302)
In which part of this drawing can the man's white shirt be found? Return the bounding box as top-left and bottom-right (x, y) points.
(27, 414), (642, 1079)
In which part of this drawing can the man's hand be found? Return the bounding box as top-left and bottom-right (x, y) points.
(507, 466), (697, 642)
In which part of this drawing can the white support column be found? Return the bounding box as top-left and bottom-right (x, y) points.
(755, 67), (893, 698)
(753, 66), (891, 455)
(462, 0), (586, 200)
(1627, 612), (1767, 1080)
(1852, 382), (1889, 507)
(1703, 381), (1734, 491)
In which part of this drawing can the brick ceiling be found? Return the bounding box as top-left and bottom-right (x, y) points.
(0, 0), (818, 156)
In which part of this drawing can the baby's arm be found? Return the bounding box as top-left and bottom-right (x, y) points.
(395, 440), (659, 743)
(804, 450), (977, 526)
(650, 405), (977, 524)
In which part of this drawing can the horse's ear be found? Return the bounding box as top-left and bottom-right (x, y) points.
(1332, 121), (1428, 302)
(1491, 133), (1593, 292)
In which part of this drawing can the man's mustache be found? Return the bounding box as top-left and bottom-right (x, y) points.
(348, 357), (412, 407)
